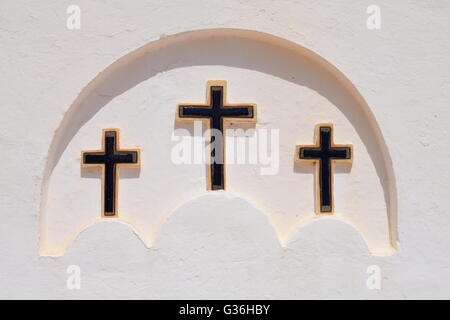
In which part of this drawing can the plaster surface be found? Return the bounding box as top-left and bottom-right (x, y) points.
(41, 30), (394, 256)
(1, 1), (449, 299)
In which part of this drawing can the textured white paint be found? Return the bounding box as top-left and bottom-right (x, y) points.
(0, 1), (449, 299)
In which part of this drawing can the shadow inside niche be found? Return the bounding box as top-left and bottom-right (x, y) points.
(47, 30), (394, 245)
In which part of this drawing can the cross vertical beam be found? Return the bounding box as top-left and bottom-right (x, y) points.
(177, 81), (257, 190)
(81, 129), (140, 217)
(296, 124), (353, 214)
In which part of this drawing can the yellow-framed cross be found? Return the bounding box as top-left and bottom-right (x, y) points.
(295, 124), (353, 214)
(177, 80), (257, 190)
(81, 128), (140, 217)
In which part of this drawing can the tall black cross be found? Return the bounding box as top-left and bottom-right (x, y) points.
(296, 124), (352, 214)
(178, 81), (256, 190)
(82, 129), (139, 217)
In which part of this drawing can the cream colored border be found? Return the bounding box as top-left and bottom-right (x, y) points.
(176, 80), (257, 190)
(295, 123), (353, 214)
(81, 128), (140, 218)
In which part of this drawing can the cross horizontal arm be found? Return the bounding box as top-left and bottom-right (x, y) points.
(83, 152), (106, 164)
(219, 105), (254, 118)
(329, 147), (351, 159)
(179, 105), (254, 118)
(179, 105), (213, 118)
(299, 148), (322, 159)
(113, 151), (139, 164)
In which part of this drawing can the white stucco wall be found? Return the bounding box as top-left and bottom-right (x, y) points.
(0, 1), (449, 299)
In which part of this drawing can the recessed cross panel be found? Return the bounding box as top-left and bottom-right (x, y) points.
(177, 81), (256, 190)
(296, 124), (352, 214)
(81, 129), (139, 217)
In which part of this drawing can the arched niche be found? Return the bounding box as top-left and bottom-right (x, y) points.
(39, 28), (397, 256)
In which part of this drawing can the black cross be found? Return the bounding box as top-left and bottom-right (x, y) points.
(82, 129), (139, 217)
(178, 81), (256, 190)
(296, 124), (352, 214)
